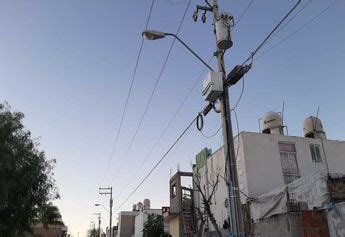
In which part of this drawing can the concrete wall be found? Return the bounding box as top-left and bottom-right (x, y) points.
(252, 212), (302, 237)
(118, 211), (138, 237)
(251, 211), (330, 237)
(169, 216), (179, 237)
(194, 146), (232, 232)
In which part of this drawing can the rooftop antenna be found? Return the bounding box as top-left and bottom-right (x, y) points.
(281, 101), (285, 124)
(281, 101), (288, 135)
(314, 106), (320, 130)
(258, 117), (263, 133)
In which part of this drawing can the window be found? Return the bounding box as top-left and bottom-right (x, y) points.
(278, 142), (300, 184)
(310, 144), (322, 163)
(171, 184), (177, 198)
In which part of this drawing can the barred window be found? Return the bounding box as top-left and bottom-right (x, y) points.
(310, 144), (322, 163)
(278, 142), (300, 184)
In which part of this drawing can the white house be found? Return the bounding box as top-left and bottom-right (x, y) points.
(193, 112), (345, 232)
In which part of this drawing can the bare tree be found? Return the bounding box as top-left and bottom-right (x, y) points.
(193, 167), (222, 237)
(194, 207), (205, 237)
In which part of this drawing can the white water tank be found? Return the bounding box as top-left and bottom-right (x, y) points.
(137, 202), (143, 211)
(303, 116), (326, 139)
(143, 199), (150, 209)
(262, 111), (284, 135)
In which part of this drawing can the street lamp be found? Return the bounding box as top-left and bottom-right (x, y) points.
(142, 29), (214, 72)
(95, 203), (110, 214)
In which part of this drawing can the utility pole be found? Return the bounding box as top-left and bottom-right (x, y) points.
(213, 1), (244, 235)
(99, 187), (113, 237)
(194, 0), (245, 235)
(93, 213), (101, 237)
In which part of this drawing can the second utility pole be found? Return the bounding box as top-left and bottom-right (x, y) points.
(99, 187), (113, 237)
(212, 0), (244, 235)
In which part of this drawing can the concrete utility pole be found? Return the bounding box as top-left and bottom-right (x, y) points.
(213, 1), (244, 235)
(99, 187), (113, 237)
(195, 0), (245, 235)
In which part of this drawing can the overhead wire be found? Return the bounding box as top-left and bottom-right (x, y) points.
(235, 0), (254, 26)
(101, 0), (155, 184)
(119, 56), (214, 191)
(111, 0), (192, 184)
(270, 0), (312, 38)
(256, 0), (313, 52)
(114, 114), (198, 212)
(241, 0), (302, 65)
(256, 0), (340, 61)
(231, 76), (245, 112)
(200, 125), (222, 139)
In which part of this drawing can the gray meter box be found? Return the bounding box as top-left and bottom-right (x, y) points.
(202, 71), (223, 102)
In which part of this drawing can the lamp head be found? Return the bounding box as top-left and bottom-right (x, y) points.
(142, 30), (166, 40)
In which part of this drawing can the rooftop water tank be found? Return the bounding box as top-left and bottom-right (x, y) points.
(262, 111), (284, 135)
(137, 202), (143, 211)
(303, 116), (326, 139)
(143, 199), (150, 209)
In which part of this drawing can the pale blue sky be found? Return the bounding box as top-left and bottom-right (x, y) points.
(1, 0), (344, 236)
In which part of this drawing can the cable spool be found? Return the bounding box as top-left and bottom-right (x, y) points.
(212, 101), (221, 113)
(196, 113), (204, 131)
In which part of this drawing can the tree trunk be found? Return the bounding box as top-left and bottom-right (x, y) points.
(205, 205), (222, 237)
(197, 220), (205, 237)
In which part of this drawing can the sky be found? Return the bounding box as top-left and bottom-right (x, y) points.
(0, 0), (344, 236)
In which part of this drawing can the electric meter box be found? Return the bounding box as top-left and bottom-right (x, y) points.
(202, 71), (223, 103)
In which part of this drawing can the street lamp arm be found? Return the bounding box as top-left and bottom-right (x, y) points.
(95, 203), (110, 214)
(165, 33), (214, 72)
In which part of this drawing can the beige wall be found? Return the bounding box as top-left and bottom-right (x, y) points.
(169, 216), (179, 237)
(118, 212), (138, 237)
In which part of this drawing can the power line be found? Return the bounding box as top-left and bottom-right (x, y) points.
(258, 0), (312, 51)
(200, 125), (221, 138)
(114, 115), (198, 212)
(102, 0), (155, 183)
(111, 0), (192, 183)
(271, 0), (312, 38)
(231, 76), (245, 111)
(256, 0), (340, 61)
(236, 0), (254, 26)
(119, 56), (214, 191)
(242, 0), (302, 65)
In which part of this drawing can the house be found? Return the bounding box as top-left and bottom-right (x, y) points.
(134, 199), (169, 237)
(117, 199), (170, 237)
(168, 112), (345, 236)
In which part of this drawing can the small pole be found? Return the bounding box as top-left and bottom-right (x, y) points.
(99, 187), (113, 237)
